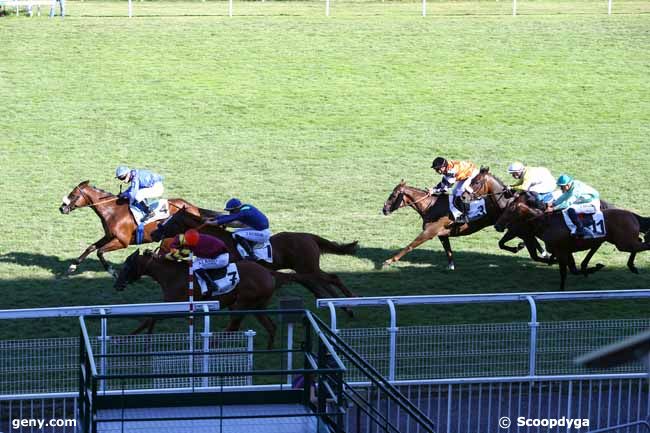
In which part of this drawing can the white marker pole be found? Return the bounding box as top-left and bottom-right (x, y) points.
(188, 253), (195, 386)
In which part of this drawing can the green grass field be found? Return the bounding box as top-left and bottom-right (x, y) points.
(1, 1), (649, 339)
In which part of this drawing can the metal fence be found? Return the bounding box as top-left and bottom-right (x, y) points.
(342, 376), (650, 433)
(337, 320), (650, 382)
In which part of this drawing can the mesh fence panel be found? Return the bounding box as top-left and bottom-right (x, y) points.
(339, 319), (650, 381)
(0, 332), (250, 396)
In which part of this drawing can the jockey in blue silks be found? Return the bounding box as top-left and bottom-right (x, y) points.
(208, 198), (271, 259)
(115, 166), (164, 217)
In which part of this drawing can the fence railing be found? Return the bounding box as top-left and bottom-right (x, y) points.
(317, 290), (650, 381)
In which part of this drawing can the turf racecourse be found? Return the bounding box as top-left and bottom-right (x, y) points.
(0, 1), (649, 340)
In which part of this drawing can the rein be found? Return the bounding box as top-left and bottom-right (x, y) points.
(77, 185), (118, 207)
(397, 189), (437, 211)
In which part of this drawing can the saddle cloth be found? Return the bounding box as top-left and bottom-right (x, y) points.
(195, 263), (240, 296)
(562, 209), (606, 239)
(130, 199), (170, 225)
(466, 198), (488, 221)
(236, 240), (273, 263)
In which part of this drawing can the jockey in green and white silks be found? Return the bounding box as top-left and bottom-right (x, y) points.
(507, 162), (558, 204)
(115, 166), (164, 216)
(546, 174), (600, 237)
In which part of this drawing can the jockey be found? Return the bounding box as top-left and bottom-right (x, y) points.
(208, 198), (271, 259)
(546, 174), (601, 237)
(115, 166), (164, 217)
(167, 229), (229, 292)
(507, 162), (557, 204)
(429, 157), (479, 224)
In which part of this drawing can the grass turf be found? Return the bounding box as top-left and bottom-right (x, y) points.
(0, 1), (649, 340)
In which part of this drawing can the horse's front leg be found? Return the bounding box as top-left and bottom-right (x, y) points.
(66, 235), (113, 275)
(383, 224), (439, 267)
(97, 237), (129, 279)
(498, 230), (525, 254)
(438, 236), (455, 271)
(580, 244), (605, 276)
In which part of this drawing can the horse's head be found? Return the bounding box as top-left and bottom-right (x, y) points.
(494, 192), (542, 232)
(382, 180), (408, 215)
(59, 181), (91, 214)
(466, 167), (491, 201)
(114, 249), (144, 291)
(152, 207), (192, 241)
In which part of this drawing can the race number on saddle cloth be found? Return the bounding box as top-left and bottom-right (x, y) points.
(430, 157), (482, 224)
(167, 230), (239, 296)
(210, 198), (273, 263)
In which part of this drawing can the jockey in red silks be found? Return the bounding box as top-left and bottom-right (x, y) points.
(167, 229), (229, 292)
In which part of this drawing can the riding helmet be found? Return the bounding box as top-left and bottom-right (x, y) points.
(556, 174), (574, 187)
(431, 157), (447, 170)
(224, 198), (242, 211)
(183, 229), (200, 246)
(507, 162), (525, 174)
(115, 166), (130, 180)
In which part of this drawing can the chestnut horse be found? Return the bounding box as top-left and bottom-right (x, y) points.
(495, 192), (650, 290)
(114, 249), (327, 349)
(381, 180), (546, 270)
(59, 181), (217, 277)
(151, 207), (359, 301)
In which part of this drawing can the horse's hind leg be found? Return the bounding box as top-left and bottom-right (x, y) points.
(130, 317), (155, 335)
(627, 252), (639, 274)
(320, 271), (357, 298)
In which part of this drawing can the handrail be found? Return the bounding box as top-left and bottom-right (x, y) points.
(79, 317), (98, 376)
(311, 314), (436, 433)
(316, 289), (650, 308)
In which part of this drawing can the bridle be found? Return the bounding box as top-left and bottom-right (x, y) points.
(388, 187), (434, 212)
(66, 184), (118, 209)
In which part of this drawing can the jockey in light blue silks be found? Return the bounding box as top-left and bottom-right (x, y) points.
(209, 198), (271, 259)
(546, 174), (600, 237)
(115, 166), (164, 217)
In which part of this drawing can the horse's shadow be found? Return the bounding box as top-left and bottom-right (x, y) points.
(0, 251), (111, 276)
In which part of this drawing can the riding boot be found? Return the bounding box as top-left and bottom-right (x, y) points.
(236, 238), (256, 260)
(567, 208), (585, 237)
(137, 201), (152, 217)
(454, 200), (470, 225)
(195, 269), (218, 293)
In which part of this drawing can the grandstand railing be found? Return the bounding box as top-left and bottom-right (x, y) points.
(317, 290), (650, 381)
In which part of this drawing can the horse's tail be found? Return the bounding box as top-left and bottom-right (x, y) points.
(634, 214), (650, 238)
(312, 235), (358, 256)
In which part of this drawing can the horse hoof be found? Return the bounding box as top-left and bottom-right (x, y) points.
(65, 264), (77, 275)
(447, 263), (455, 271)
(517, 242), (525, 251)
(382, 260), (393, 268)
(630, 267), (639, 274)
(595, 264), (605, 271)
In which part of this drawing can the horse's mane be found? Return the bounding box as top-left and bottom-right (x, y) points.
(79, 180), (115, 196)
(481, 169), (508, 190)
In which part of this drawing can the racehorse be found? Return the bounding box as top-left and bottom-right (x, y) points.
(150, 207), (359, 301)
(59, 181), (218, 277)
(114, 249), (328, 349)
(495, 192), (650, 290)
(466, 168), (559, 263)
(381, 180), (546, 269)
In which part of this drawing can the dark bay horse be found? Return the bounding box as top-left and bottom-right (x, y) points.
(59, 181), (217, 277)
(467, 169), (554, 263)
(495, 193), (650, 290)
(114, 249), (327, 349)
(151, 207), (359, 301)
(382, 180), (502, 269)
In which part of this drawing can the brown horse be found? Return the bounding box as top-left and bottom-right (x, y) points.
(59, 181), (217, 277)
(466, 168), (556, 263)
(151, 206), (359, 301)
(114, 249), (327, 349)
(381, 180), (545, 269)
(495, 193), (650, 290)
